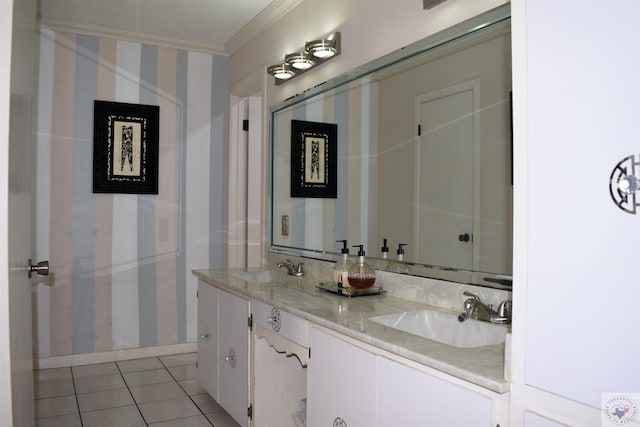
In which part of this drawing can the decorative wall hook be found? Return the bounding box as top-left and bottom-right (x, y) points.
(610, 154), (640, 214)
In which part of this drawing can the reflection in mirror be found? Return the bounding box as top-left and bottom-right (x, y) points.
(271, 6), (512, 289)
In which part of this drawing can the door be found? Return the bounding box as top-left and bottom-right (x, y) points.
(307, 327), (377, 427)
(0, 0), (37, 424)
(218, 290), (250, 427)
(415, 81), (478, 270)
(197, 282), (219, 400)
(228, 95), (263, 269)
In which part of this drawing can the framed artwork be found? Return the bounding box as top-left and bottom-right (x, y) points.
(290, 119), (338, 198)
(93, 100), (159, 194)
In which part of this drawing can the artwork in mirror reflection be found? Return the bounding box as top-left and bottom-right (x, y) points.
(271, 15), (513, 289)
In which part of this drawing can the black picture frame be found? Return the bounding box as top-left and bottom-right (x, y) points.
(93, 100), (159, 194)
(290, 119), (338, 198)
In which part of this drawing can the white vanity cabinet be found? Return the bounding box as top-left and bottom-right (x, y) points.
(197, 281), (250, 427)
(197, 281), (218, 399)
(252, 300), (308, 427)
(307, 325), (506, 427)
(307, 326), (377, 427)
(376, 356), (493, 426)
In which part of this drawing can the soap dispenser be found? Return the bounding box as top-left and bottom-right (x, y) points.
(393, 243), (411, 274)
(348, 245), (376, 289)
(380, 238), (389, 260)
(332, 240), (353, 287)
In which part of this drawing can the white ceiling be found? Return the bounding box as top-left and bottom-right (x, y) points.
(38, 0), (290, 54)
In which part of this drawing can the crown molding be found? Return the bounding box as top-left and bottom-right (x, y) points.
(38, 16), (229, 56)
(225, 0), (303, 55)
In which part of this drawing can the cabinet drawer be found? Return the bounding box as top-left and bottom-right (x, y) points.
(253, 300), (308, 347)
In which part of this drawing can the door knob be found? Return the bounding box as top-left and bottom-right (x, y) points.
(458, 233), (471, 242)
(225, 348), (236, 368)
(29, 259), (49, 278)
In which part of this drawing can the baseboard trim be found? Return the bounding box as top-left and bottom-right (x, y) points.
(35, 342), (197, 370)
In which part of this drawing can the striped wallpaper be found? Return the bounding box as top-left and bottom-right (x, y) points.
(34, 28), (229, 358)
(271, 79), (379, 255)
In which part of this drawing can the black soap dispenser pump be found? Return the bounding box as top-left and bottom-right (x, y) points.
(347, 244), (376, 289)
(393, 243), (411, 274)
(396, 243), (407, 262)
(381, 238), (389, 260)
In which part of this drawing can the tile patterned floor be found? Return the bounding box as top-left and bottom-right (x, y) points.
(34, 352), (241, 427)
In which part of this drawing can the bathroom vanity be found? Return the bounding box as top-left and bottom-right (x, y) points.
(194, 268), (510, 427)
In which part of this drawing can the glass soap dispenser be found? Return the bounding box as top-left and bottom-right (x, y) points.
(393, 243), (411, 274)
(333, 240), (353, 288)
(348, 244), (376, 289)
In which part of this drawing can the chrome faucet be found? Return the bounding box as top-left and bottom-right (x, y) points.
(458, 291), (511, 324)
(276, 259), (305, 277)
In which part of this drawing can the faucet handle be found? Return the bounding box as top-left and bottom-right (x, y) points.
(497, 300), (512, 318)
(463, 290), (480, 300)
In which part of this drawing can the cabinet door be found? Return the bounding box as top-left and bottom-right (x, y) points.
(197, 281), (218, 400)
(377, 356), (492, 427)
(307, 327), (376, 427)
(218, 290), (250, 427)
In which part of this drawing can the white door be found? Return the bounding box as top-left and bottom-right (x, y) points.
(197, 282), (219, 400)
(415, 81), (478, 270)
(218, 290), (250, 427)
(0, 0), (37, 424)
(307, 327), (377, 427)
(228, 95), (263, 269)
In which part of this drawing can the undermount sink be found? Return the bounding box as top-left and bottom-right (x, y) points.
(369, 309), (509, 348)
(231, 270), (299, 283)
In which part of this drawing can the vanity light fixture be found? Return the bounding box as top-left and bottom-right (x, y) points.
(268, 32), (341, 84)
(306, 36), (338, 59)
(267, 63), (296, 80)
(285, 51), (315, 70)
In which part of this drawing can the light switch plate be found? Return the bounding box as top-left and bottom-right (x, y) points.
(281, 215), (289, 236)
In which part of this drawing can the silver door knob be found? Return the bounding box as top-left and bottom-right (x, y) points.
(225, 348), (236, 368)
(29, 259), (49, 278)
(199, 333), (209, 340)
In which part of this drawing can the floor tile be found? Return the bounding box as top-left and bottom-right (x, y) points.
(191, 393), (224, 414)
(123, 368), (173, 387)
(179, 378), (206, 395)
(77, 387), (134, 412)
(206, 410), (241, 427)
(149, 414), (212, 426)
(36, 413), (82, 427)
(129, 381), (186, 404)
(74, 373), (126, 394)
(35, 395), (78, 418)
(138, 396), (201, 424)
(80, 405), (146, 427)
(34, 367), (72, 383)
(117, 357), (164, 373)
(34, 378), (75, 399)
(72, 362), (119, 379)
(168, 364), (197, 381)
(159, 353), (197, 368)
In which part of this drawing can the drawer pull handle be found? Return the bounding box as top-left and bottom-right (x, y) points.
(266, 307), (281, 332)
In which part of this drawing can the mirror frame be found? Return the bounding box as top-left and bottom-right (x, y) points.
(269, 4), (512, 290)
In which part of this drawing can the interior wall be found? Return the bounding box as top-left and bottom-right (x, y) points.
(33, 28), (229, 358)
(229, 0), (508, 104)
(272, 80), (378, 254)
(377, 29), (512, 274)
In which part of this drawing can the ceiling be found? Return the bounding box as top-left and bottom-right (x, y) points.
(38, 0), (297, 54)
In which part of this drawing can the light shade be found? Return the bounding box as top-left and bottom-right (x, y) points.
(267, 63), (295, 80)
(285, 51), (315, 70)
(306, 37), (337, 59)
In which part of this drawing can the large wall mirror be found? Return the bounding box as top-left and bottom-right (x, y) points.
(270, 6), (512, 290)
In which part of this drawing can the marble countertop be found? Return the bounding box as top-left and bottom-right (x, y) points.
(193, 268), (509, 394)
